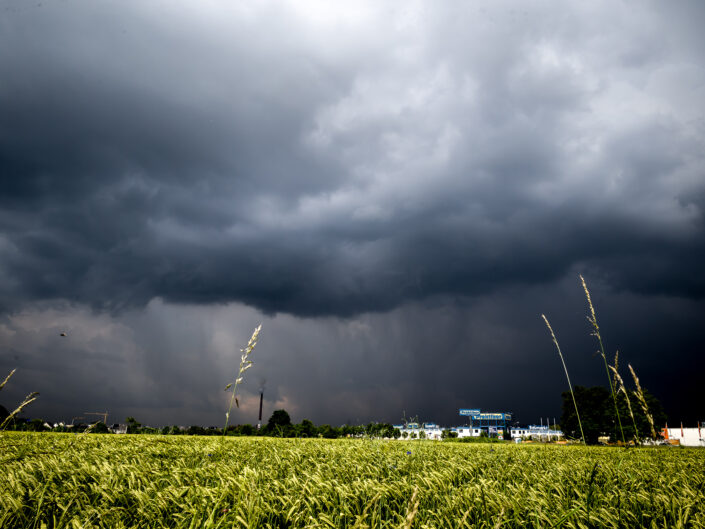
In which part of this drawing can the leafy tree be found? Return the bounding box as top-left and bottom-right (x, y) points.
(237, 424), (256, 436)
(317, 424), (338, 439)
(186, 425), (205, 436)
(267, 410), (291, 431)
(615, 388), (667, 440)
(91, 422), (110, 434)
(441, 429), (457, 439)
(561, 385), (667, 444)
(297, 419), (316, 438)
(379, 423), (396, 439)
(339, 424), (356, 437)
(561, 386), (611, 444)
(126, 417), (141, 434)
(27, 418), (47, 432)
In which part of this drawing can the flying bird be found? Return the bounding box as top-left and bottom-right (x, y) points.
(60, 332), (67, 337)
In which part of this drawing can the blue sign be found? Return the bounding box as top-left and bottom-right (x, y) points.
(478, 413), (505, 420)
(459, 409), (481, 416)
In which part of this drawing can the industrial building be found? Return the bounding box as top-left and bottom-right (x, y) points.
(393, 409), (564, 441)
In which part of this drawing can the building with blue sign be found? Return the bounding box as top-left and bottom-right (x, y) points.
(458, 408), (512, 437)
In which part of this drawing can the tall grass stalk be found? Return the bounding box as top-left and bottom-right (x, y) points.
(223, 324), (262, 435)
(608, 361), (639, 444)
(580, 275), (626, 444)
(0, 369), (39, 431)
(0, 392), (40, 431)
(0, 369), (17, 392)
(541, 314), (585, 444)
(628, 364), (657, 439)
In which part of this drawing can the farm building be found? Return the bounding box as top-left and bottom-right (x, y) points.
(662, 425), (704, 447)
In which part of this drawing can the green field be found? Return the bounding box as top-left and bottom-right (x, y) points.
(2, 433), (704, 528)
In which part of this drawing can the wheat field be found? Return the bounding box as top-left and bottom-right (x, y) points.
(1, 433), (704, 528)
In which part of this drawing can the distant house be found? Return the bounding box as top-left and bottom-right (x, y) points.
(393, 422), (443, 440)
(110, 423), (128, 434)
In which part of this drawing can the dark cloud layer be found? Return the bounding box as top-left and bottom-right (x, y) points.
(1, 1), (704, 426)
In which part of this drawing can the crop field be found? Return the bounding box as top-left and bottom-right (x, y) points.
(1, 433), (704, 528)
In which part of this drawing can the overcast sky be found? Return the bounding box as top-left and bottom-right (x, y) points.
(1, 1), (703, 428)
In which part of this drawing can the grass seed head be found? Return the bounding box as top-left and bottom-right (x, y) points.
(0, 369), (17, 392)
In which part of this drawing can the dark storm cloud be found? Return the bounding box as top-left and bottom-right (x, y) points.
(2, 1), (704, 317)
(1, 280), (702, 427)
(1, 1), (704, 427)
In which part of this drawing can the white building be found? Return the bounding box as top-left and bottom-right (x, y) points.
(393, 422), (444, 440)
(511, 425), (563, 441)
(664, 426), (704, 447)
(452, 426), (483, 438)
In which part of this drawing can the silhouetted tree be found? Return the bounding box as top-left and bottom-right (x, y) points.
(297, 419), (316, 437)
(317, 424), (338, 438)
(266, 409), (292, 436)
(90, 422), (110, 434)
(126, 417), (141, 434)
(561, 385), (667, 444)
(186, 425), (205, 436)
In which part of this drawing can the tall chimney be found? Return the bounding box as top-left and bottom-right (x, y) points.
(257, 391), (263, 429)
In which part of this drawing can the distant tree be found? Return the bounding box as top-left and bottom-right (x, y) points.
(91, 422), (110, 434)
(353, 425), (365, 437)
(126, 417), (141, 434)
(317, 424), (338, 439)
(615, 388), (667, 440)
(187, 425), (205, 436)
(393, 428), (401, 439)
(238, 424), (256, 436)
(170, 425), (182, 435)
(266, 410), (292, 436)
(27, 418), (47, 432)
(339, 424), (355, 437)
(297, 419), (316, 438)
(561, 386), (611, 444)
(161, 426), (170, 435)
(379, 423), (395, 439)
(441, 429), (458, 440)
(561, 385), (667, 444)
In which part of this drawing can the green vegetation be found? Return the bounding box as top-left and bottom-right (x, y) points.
(561, 386), (667, 445)
(2, 433), (704, 528)
(543, 276), (665, 445)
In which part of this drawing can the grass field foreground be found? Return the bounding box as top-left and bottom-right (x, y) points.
(2, 433), (704, 528)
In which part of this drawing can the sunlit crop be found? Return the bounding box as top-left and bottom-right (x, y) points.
(2, 433), (703, 528)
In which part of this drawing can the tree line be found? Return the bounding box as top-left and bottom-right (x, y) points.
(0, 408), (402, 439)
